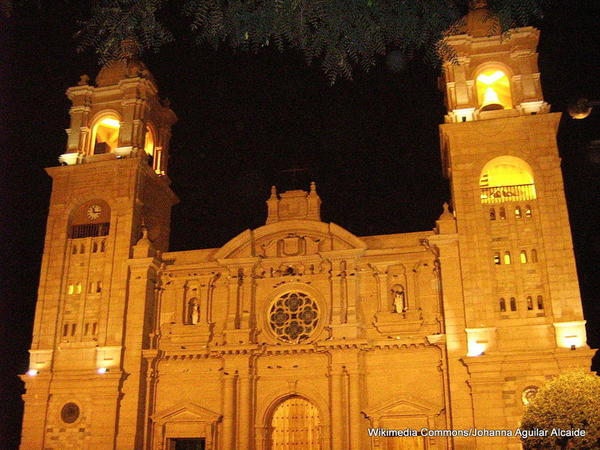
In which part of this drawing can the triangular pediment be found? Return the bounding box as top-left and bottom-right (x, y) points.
(363, 395), (441, 419)
(152, 401), (221, 424)
(212, 220), (366, 260)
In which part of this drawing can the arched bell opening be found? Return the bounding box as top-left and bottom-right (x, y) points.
(90, 113), (121, 155)
(475, 68), (513, 111)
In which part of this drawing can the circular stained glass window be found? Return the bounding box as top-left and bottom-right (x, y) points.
(61, 402), (80, 424)
(268, 291), (319, 344)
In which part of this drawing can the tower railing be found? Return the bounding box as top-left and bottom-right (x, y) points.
(480, 184), (536, 204)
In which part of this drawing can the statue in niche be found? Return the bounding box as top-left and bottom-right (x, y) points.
(189, 299), (200, 325)
(392, 286), (407, 313)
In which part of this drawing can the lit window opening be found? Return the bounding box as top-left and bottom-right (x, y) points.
(504, 251), (511, 265)
(515, 206), (522, 219)
(520, 250), (528, 264)
(494, 252), (501, 265)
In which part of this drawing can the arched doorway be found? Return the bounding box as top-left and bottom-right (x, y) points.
(270, 396), (321, 449)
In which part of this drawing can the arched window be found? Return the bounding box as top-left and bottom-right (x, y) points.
(527, 296), (533, 310)
(76, 282), (82, 294)
(531, 249), (538, 263)
(510, 297), (517, 311)
(480, 156), (536, 204)
(504, 251), (511, 265)
(499, 207), (506, 220)
(489, 208), (496, 220)
(520, 250), (528, 264)
(537, 295), (544, 310)
(90, 114), (120, 154)
(475, 69), (512, 111)
(499, 298), (506, 312)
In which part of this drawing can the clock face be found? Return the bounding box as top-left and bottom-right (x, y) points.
(87, 204), (102, 221)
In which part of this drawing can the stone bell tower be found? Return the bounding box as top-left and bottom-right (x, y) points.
(437, 1), (595, 448)
(20, 43), (177, 449)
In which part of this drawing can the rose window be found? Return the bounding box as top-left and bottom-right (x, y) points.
(268, 291), (319, 343)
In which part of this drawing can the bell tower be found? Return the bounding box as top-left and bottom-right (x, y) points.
(438, 2), (595, 447)
(20, 43), (177, 449)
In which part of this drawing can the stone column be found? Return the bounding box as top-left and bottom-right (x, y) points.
(329, 367), (346, 450)
(222, 373), (237, 450)
(347, 369), (362, 450)
(237, 373), (253, 449)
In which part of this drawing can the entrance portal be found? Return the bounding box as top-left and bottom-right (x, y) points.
(168, 438), (205, 450)
(270, 396), (321, 449)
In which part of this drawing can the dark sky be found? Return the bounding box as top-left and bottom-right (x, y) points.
(1, 1), (599, 447)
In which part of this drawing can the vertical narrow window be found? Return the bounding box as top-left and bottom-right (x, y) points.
(510, 297), (517, 311)
(76, 282), (82, 294)
(520, 250), (528, 264)
(494, 252), (501, 265)
(63, 324), (69, 336)
(80, 244), (85, 254)
(72, 245), (77, 254)
(525, 205), (532, 218)
(490, 208), (496, 220)
(537, 295), (544, 310)
(531, 249), (538, 263)
(71, 323), (77, 336)
(92, 322), (98, 335)
(89, 282), (95, 294)
(92, 241), (98, 253)
(499, 298), (506, 312)
(84, 323), (89, 336)
(68, 284), (74, 295)
(527, 296), (533, 310)
(504, 251), (511, 265)
(515, 206), (522, 219)
(96, 281), (102, 293)
(499, 207), (506, 220)
(100, 240), (106, 252)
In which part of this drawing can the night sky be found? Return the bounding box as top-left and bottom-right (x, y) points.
(1, 1), (599, 447)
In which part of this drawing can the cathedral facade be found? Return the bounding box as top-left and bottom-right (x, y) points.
(20, 5), (595, 450)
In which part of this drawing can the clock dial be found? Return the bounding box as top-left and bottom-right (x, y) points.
(87, 204), (102, 220)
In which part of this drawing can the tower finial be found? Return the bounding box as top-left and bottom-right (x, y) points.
(469, 0), (488, 9)
(310, 181), (317, 193)
(269, 185), (278, 199)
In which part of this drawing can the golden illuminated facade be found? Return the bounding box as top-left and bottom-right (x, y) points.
(20, 5), (595, 450)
